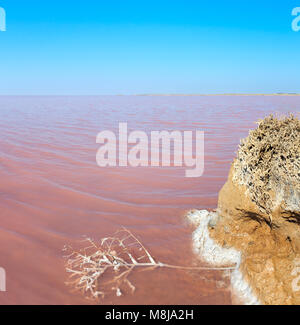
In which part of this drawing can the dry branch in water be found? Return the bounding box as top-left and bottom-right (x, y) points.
(63, 227), (236, 300)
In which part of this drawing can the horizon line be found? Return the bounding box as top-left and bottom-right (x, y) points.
(0, 93), (299, 97)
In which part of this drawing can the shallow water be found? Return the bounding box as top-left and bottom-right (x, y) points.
(0, 95), (298, 305)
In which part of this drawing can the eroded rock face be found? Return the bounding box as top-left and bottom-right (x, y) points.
(211, 115), (300, 304)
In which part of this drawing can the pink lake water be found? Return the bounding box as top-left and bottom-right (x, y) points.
(0, 95), (298, 305)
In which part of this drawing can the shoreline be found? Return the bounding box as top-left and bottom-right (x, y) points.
(187, 209), (260, 305)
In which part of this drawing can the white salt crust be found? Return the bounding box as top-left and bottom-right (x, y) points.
(187, 209), (260, 305)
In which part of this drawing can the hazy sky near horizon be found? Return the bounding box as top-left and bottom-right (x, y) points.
(0, 0), (300, 95)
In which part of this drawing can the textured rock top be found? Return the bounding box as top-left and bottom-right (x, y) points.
(233, 114), (300, 217)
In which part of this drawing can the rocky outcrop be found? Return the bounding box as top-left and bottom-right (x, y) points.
(190, 115), (300, 304)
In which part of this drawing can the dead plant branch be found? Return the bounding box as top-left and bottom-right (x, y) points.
(63, 228), (236, 300)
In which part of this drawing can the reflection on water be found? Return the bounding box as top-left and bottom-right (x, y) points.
(0, 95), (298, 304)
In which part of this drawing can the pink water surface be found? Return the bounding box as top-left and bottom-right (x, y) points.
(0, 95), (298, 305)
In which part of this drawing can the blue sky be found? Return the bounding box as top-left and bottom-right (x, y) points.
(0, 0), (299, 95)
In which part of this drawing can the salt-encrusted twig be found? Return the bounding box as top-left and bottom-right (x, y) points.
(63, 227), (236, 300)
